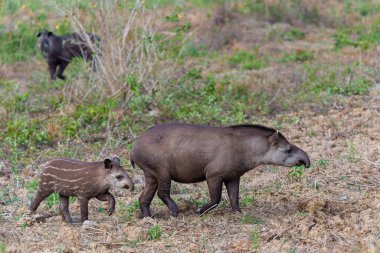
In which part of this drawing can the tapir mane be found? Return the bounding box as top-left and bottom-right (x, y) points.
(229, 124), (287, 139)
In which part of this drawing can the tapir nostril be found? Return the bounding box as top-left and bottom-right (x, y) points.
(298, 159), (310, 168)
(298, 160), (306, 166)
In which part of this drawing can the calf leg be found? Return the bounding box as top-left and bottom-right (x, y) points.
(56, 61), (69, 80)
(157, 179), (179, 217)
(79, 197), (89, 222)
(224, 178), (242, 213)
(59, 194), (73, 223)
(48, 62), (57, 80)
(197, 177), (223, 214)
(30, 190), (52, 212)
(139, 172), (158, 217)
(96, 192), (116, 216)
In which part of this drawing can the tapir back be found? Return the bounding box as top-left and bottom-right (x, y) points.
(39, 159), (106, 197)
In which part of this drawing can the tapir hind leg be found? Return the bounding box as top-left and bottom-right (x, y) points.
(224, 178), (242, 213)
(30, 190), (53, 212)
(157, 178), (179, 217)
(139, 171), (158, 217)
(59, 194), (73, 223)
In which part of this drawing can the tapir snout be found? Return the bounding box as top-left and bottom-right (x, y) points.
(294, 147), (311, 168)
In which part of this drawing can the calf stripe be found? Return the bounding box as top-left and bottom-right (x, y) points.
(44, 166), (88, 172)
(43, 173), (85, 183)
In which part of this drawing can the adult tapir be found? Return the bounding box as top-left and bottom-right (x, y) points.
(131, 123), (310, 217)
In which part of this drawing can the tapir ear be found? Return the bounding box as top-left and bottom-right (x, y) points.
(47, 31), (53, 37)
(112, 156), (120, 166)
(104, 158), (112, 170)
(37, 32), (41, 37)
(268, 130), (279, 144)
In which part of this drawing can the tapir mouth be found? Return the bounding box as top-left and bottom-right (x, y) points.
(296, 159), (310, 168)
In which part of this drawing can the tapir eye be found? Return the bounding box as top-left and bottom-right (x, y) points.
(116, 175), (124, 180)
(285, 148), (292, 154)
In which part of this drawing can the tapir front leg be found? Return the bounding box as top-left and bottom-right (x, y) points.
(96, 192), (116, 215)
(79, 197), (89, 222)
(224, 178), (242, 213)
(196, 177), (223, 214)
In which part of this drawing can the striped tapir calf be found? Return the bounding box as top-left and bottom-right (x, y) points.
(30, 156), (134, 223)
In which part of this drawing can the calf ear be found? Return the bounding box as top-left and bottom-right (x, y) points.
(104, 158), (112, 169)
(112, 156), (121, 166)
(268, 130), (279, 144)
(37, 32), (41, 37)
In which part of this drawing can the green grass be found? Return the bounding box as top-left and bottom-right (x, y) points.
(240, 195), (255, 207)
(229, 50), (267, 70)
(25, 178), (39, 192)
(251, 225), (260, 252)
(0, 242), (6, 253)
(241, 214), (265, 225)
(148, 225), (162, 241)
(46, 193), (59, 208)
(281, 50), (313, 63)
(287, 166), (305, 180)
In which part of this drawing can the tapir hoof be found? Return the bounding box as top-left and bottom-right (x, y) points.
(231, 207), (242, 213)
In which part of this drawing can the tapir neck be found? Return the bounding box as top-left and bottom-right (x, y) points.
(240, 136), (269, 171)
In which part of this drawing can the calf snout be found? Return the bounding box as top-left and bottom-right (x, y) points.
(124, 179), (134, 192)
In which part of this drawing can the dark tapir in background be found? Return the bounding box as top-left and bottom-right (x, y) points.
(37, 29), (101, 80)
(131, 123), (311, 217)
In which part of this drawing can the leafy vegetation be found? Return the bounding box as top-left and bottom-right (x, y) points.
(148, 225), (163, 240)
(229, 50), (267, 70)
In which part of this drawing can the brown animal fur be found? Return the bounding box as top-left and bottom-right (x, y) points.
(30, 156), (133, 223)
(131, 123), (310, 217)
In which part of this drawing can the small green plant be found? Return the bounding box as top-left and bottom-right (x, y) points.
(282, 28), (305, 41)
(126, 239), (140, 248)
(333, 24), (380, 50)
(281, 49), (313, 63)
(0, 242), (6, 253)
(126, 74), (142, 96)
(240, 195), (255, 207)
(229, 50), (267, 70)
(303, 65), (373, 96)
(126, 200), (140, 221)
(191, 197), (207, 207)
(316, 159), (329, 167)
(287, 166), (305, 179)
(289, 248), (297, 253)
(46, 193), (60, 208)
(251, 225), (260, 252)
(25, 178), (39, 192)
(118, 201), (128, 223)
(347, 141), (358, 163)
(241, 214), (264, 225)
(148, 225), (162, 241)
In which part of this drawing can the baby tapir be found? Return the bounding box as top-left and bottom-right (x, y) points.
(30, 156), (134, 223)
(37, 29), (101, 80)
(131, 123), (310, 217)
